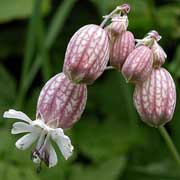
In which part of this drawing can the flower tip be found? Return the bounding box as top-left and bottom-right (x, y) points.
(2, 109), (32, 123)
(3, 110), (11, 118)
(15, 141), (24, 150)
(3, 111), (8, 118)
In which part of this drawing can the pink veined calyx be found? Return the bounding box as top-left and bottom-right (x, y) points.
(133, 68), (176, 127)
(3, 73), (87, 168)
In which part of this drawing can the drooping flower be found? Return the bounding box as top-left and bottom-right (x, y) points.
(110, 31), (135, 70)
(135, 30), (166, 68)
(122, 45), (153, 83)
(63, 24), (109, 84)
(3, 73), (87, 168)
(133, 68), (176, 127)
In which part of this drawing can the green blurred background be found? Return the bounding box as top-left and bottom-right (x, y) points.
(0, 0), (180, 179)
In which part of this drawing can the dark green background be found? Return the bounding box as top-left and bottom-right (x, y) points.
(0, 0), (180, 179)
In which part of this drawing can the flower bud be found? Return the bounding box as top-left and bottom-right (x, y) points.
(37, 73), (87, 129)
(134, 68), (176, 127)
(110, 31), (135, 70)
(120, 3), (131, 14)
(122, 46), (153, 83)
(151, 41), (167, 67)
(107, 15), (129, 35)
(63, 24), (109, 84)
(147, 30), (161, 41)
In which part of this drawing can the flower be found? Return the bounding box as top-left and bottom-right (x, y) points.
(36, 73), (87, 129)
(3, 73), (87, 168)
(105, 3), (130, 36)
(122, 45), (153, 83)
(108, 15), (129, 35)
(133, 68), (176, 127)
(110, 31), (135, 70)
(63, 24), (109, 84)
(3, 109), (73, 168)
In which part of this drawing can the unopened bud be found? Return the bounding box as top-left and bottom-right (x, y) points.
(151, 41), (167, 67)
(37, 73), (87, 129)
(110, 31), (135, 70)
(122, 46), (153, 83)
(133, 68), (176, 127)
(108, 15), (129, 35)
(63, 24), (109, 84)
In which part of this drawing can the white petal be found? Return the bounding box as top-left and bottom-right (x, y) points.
(51, 129), (74, 160)
(15, 132), (39, 150)
(47, 143), (58, 168)
(11, 122), (33, 134)
(31, 119), (48, 130)
(3, 109), (32, 123)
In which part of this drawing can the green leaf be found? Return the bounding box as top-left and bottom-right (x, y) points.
(0, 0), (50, 23)
(69, 156), (127, 180)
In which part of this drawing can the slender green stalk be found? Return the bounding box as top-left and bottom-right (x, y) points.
(158, 126), (180, 167)
(16, 0), (76, 108)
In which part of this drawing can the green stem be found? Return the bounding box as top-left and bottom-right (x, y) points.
(158, 126), (180, 167)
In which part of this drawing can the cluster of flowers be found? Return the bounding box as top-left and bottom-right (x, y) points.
(106, 6), (176, 128)
(3, 4), (176, 169)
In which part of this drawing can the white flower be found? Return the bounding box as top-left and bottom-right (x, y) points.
(3, 109), (74, 168)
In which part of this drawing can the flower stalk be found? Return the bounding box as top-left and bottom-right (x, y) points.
(158, 126), (180, 167)
(100, 4), (130, 28)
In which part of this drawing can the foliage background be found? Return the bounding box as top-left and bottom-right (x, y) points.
(0, 0), (180, 179)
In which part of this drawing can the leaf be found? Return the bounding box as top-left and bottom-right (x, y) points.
(69, 156), (127, 180)
(0, 0), (50, 23)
